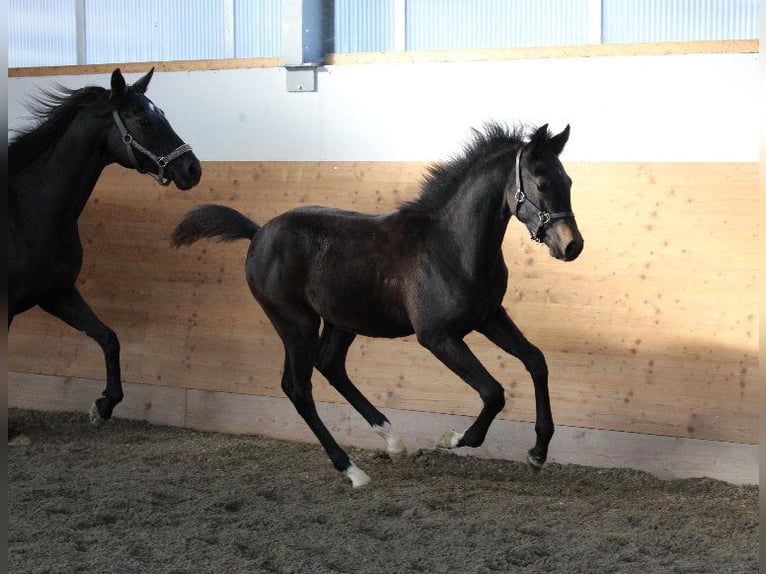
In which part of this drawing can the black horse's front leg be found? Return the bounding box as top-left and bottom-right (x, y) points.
(39, 287), (124, 424)
(417, 332), (506, 449)
(477, 307), (554, 471)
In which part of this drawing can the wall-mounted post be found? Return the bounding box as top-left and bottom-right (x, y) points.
(283, 0), (324, 92)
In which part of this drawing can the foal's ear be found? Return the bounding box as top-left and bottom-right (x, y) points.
(530, 124), (550, 146)
(526, 124), (550, 158)
(547, 124), (571, 156)
(110, 68), (127, 99)
(133, 67), (155, 94)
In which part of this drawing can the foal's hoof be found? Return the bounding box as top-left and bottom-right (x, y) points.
(526, 452), (545, 473)
(437, 429), (464, 450)
(8, 433), (32, 446)
(387, 438), (408, 460)
(89, 402), (105, 427)
(344, 462), (372, 488)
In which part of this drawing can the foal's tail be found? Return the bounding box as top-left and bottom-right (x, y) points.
(171, 204), (260, 247)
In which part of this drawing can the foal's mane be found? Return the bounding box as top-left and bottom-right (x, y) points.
(9, 84), (114, 172)
(401, 122), (527, 213)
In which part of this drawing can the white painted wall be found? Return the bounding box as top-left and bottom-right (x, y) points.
(7, 52), (758, 162)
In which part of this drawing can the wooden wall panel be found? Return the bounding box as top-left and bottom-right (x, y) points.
(8, 161), (758, 445)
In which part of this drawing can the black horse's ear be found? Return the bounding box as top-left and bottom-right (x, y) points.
(110, 68), (127, 99)
(526, 124), (549, 157)
(133, 67), (154, 94)
(547, 124), (571, 156)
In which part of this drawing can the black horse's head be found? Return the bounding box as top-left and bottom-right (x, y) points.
(510, 124), (583, 262)
(106, 68), (201, 190)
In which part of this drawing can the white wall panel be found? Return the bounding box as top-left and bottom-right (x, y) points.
(406, 0), (589, 50)
(8, 0), (77, 67)
(334, 0), (396, 53)
(603, 0), (759, 43)
(84, 0), (227, 64)
(234, 0), (281, 58)
(7, 53), (758, 162)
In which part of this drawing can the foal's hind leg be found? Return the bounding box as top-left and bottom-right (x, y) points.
(270, 314), (371, 487)
(315, 324), (406, 457)
(39, 287), (124, 425)
(477, 307), (553, 471)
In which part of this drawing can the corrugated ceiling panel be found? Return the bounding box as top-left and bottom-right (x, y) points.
(84, 0), (226, 64)
(602, 0), (759, 42)
(406, 0), (590, 51)
(235, 0), (281, 58)
(8, 0), (78, 67)
(334, 0), (396, 53)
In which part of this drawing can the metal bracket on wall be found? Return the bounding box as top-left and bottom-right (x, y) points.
(285, 65), (318, 92)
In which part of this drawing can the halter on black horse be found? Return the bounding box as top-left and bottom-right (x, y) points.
(112, 109), (193, 186)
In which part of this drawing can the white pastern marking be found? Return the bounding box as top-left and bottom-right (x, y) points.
(9, 434), (32, 446)
(437, 429), (464, 449)
(344, 462), (371, 488)
(89, 402), (104, 427)
(372, 422), (407, 456)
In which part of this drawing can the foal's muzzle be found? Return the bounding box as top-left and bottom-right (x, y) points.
(544, 219), (584, 262)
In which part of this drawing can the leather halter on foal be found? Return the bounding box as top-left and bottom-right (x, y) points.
(513, 146), (575, 243)
(112, 110), (193, 186)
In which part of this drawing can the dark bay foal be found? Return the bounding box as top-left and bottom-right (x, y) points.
(172, 123), (582, 486)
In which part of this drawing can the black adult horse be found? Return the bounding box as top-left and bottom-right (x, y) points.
(9, 69), (201, 441)
(172, 123), (582, 487)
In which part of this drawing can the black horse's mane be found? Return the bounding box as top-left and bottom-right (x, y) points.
(9, 84), (113, 172)
(401, 122), (528, 213)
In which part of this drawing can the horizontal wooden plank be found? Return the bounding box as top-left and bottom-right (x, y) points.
(326, 40), (758, 65)
(9, 40), (757, 77)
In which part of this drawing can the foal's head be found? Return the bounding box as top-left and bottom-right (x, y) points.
(510, 124), (583, 262)
(106, 68), (201, 189)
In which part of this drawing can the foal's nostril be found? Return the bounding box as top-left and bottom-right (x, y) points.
(564, 238), (583, 261)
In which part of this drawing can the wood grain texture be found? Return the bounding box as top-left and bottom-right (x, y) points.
(8, 161), (758, 445)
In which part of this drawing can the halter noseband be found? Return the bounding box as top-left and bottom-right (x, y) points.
(112, 110), (193, 186)
(513, 145), (575, 243)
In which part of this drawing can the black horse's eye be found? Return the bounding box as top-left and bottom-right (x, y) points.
(537, 181), (550, 193)
(138, 116), (151, 127)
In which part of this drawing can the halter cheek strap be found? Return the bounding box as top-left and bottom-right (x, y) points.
(112, 110), (193, 186)
(513, 146), (575, 243)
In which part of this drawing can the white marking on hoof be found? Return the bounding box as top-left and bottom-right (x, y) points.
(372, 422), (407, 457)
(89, 402), (104, 427)
(527, 453), (544, 472)
(344, 462), (371, 488)
(9, 434), (32, 446)
(437, 429), (463, 449)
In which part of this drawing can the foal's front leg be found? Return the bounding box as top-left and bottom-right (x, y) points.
(417, 333), (505, 449)
(477, 307), (553, 471)
(39, 287), (124, 424)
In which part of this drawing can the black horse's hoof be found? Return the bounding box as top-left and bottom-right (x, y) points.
(90, 398), (112, 427)
(526, 451), (545, 473)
